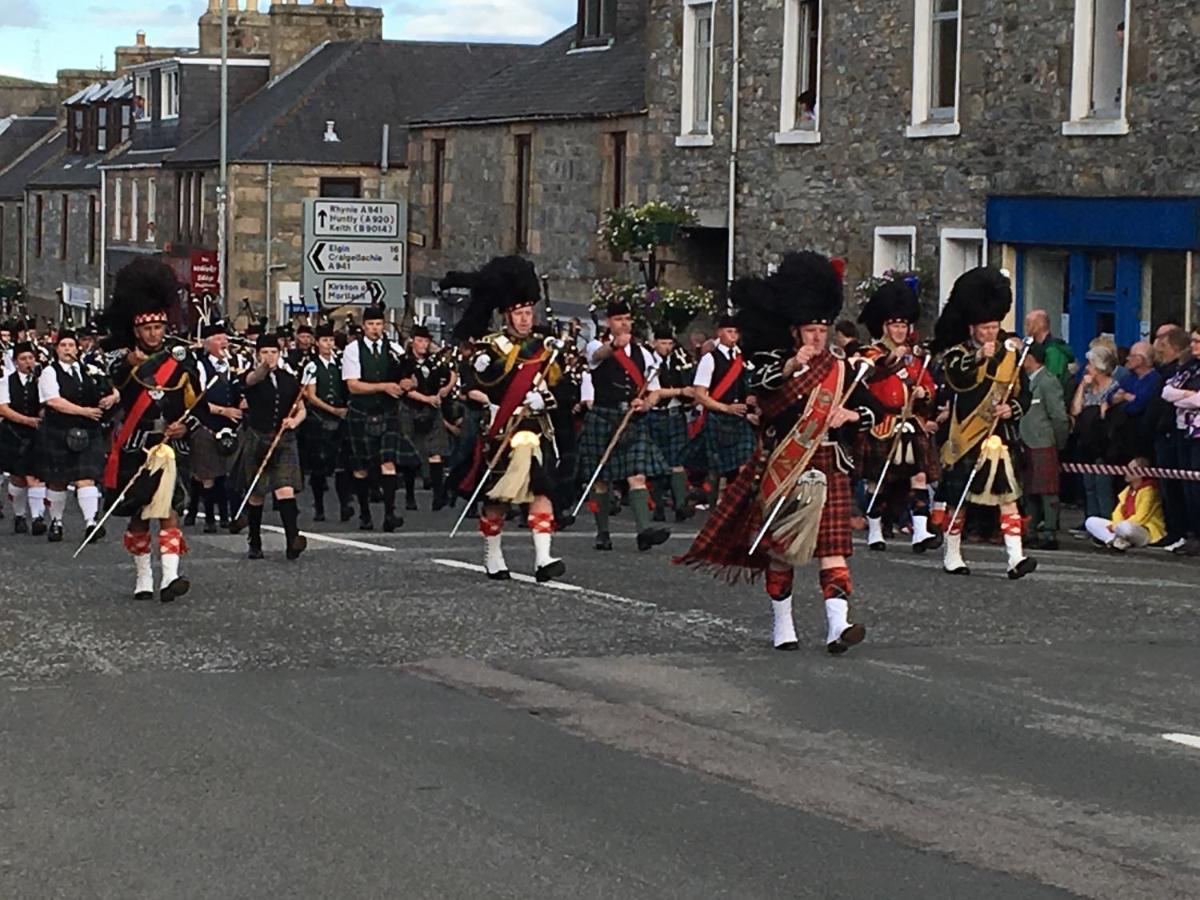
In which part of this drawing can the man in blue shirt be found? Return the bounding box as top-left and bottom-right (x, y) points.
(1115, 340), (1161, 458)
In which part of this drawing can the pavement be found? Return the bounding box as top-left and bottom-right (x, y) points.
(2, 495), (1199, 899)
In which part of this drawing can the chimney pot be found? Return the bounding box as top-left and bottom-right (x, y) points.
(324, 121), (340, 142)
(135, 30), (146, 47)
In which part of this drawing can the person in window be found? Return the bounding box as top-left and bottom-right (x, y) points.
(1069, 344), (1122, 536)
(798, 89), (817, 126)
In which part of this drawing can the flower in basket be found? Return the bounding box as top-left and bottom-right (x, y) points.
(599, 201), (696, 255)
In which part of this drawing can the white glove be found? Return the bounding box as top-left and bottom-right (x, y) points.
(524, 390), (546, 412)
(474, 354), (490, 374)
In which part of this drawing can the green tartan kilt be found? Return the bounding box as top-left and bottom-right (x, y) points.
(404, 402), (451, 459)
(346, 406), (420, 471)
(575, 405), (669, 483)
(300, 413), (348, 477)
(647, 407), (690, 468)
(703, 411), (756, 474)
(239, 427), (303, 500)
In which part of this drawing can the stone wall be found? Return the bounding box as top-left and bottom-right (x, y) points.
(406, 115), (656, 313)
(645, 0), (1200, 306)
(267, 3), (383, 78)
(0, 82), (58, 118)
(23, 188), (100, 306)
(0, 200), (26, 281)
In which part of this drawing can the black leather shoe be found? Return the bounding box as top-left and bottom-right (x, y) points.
(134, 589), (154, 601)
(944, 565), (971, 576)
(13, 516), (27, 534)
(86, 522), (106, 541)
(486, 569), (511, 581)
(675, 505), (696, 523)
(160, 578), (190, 603)
(827, 623), (866, 655)
(340, 505), (355, 523)
(359, 515), (374, 531)
(47, 520), (64, 543)
(636, 526), (670, 552)
(183, 513), (197, 527)
(405, 499), (419, 511)
(286, 535), (308, 561)
(203, 520), (218, 534)
(535, 559), (566, 583)
(247, 545), (264, 560)
(227, 515), (246, 535)
(382, 515), (402, 533)
(594, 531), (613, 551)
(30, 516), (47, 536)
(312, 511), (326, 523)
(868, 541), (887, 552)
(1007, 557), (1038, 579)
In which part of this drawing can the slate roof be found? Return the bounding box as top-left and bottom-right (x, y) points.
(102, 145), (175, 169)
(0, 129), (64, 200)
(413, 26), (648, 126)
(27, 150), (109, 189)
(169, 39), (534, 167)
(0, 115), (56, 172)
(64, 75), (133, 106)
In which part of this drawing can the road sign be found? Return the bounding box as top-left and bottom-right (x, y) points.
(307, 240), (404, 276)
(303, 198), (407, 309)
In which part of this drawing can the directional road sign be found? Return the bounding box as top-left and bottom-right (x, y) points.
(302, 198), (407, 309)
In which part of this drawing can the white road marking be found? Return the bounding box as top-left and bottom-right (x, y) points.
(257, 523), (394, 553)
(1162, 733), (1200, 751)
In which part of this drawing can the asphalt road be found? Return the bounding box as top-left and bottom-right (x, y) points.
(2, 496), (1199, 899)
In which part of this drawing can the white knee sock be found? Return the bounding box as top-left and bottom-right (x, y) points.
(161, 549), (181, 585)
(944, 531), (967, 571)
(9, 484), (28, 514)
(134, 553), (154, 594)
(28, 485), (46, 519)
(1004, 533), (1026, 569)
(825, 596), (850, 644)
(771, 596), (798, 648)
(77, 485), (101, 525)
(484, 534), (507, 575)
(532, 531), (555, 568)
(47, 489), (67, 522)
(911, 515), (932, 545)
(867, 517), (885, 545)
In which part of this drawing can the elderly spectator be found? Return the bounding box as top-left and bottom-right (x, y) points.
(1114, 340), (1161, 458)
(1160, 326), (1200, 556)
(1020, 342), (1070, 549)
(1069, 344), (1122, 534)
(1147, 326), (1192, 550)
(1023, 308), (1076, 399)
(1084, 457), (1166, 551)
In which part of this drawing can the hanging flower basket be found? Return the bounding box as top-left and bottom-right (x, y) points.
(591, 279), (717, 333)
(599, 200), (696, 256)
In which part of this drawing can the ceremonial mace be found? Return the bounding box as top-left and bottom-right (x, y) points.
(748, 357), (875, 556)
(233, 361), (319, 522)
(449, 334), (567, 538)
(947, 336), (1034, 529)
(74, 361), (219, 558)
(571, 361), (662, 520)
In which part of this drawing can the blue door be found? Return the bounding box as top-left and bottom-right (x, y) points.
(1066, 250), (1141, 363)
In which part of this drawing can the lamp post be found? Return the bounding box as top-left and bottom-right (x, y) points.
(216, 0), (229, 315)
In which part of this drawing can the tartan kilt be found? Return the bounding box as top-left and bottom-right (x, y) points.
(36, 420), (106, 483)
(239, 426), (303, 500)
(0, 421), (39, 476)
(575, 405), (669, 483)
(106, 438), (191, 518)
(674, 443), (853, 582)
(1022, 446), (1060, 496)
(703, 411), (756, 474)
(406, 403), (451, 459)
(854, 429), (937, 483)
(300, 413), (348, 477)
(647, 407), (690, 468)
(346, 405), (420, 471)
(190, 426), (235, 482)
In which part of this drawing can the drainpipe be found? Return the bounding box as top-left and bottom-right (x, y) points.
(99, 169), (107, 308)
(726, 0), (740, 291)
(264, 161), (273, 323)
(380, 123), (389, 198)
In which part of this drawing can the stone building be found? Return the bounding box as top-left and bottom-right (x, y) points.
(405, 0), (661, 326)
(0, 125), (62, 288)
(0, 75), (57, 119)
(644, 0), (1200, 356)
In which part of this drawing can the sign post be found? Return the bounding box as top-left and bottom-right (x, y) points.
(302, 199), (407, 311)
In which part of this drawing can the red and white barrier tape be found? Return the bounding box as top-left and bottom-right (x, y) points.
(1060, 462), (1200, 482)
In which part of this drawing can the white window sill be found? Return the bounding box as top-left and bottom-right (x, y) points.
(675, 133), (714, 148)
(1061, 118), (1130, 137)
(566, 40), (613, 55)
(906, 121), (960, 139)
(773, 130), (821, 145)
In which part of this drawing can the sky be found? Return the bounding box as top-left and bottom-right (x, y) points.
(0, 0), (573, 83)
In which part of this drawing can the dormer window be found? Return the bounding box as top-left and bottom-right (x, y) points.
(134, 72), (151, 121)
(67, 107), (89, 154)
(160, 68), (180, 120)
(96, 106), (108, 152)
(576, 0), (616, 46)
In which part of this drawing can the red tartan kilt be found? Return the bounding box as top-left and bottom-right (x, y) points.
(853, 429), (938, 482)
(810, 445), (854, 559)
(1022, 446), (1060, 496)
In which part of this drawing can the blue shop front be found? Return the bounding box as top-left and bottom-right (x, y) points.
(987, 196), (1198, 361)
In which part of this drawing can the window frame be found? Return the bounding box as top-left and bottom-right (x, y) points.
(96, 105), (108, 152)
(907, 0), (963, 139)
(514, 133), (533, 253)
(131, 179), (140, 244)
(938, 227), (988, 308)
(134, 72), (151, 121)
(34, 194), (43, 258)
(113, 178), (122, 243)
(677, 0), (717, 147)
(776, 0), (823, 144)
(873, 226), (917, 277)
(88, 195), (97, 265)
(318, 177), (362, 199)
(146, 177), (156, 243)
(59, 193), (69, 261)
(575, 0), (617, 48)
(1063, 0), (1132, 136)
(431, 139), (446, 250)
(160, 68), (180, 120)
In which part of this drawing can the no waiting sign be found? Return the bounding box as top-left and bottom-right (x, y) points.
(302, 198), (407, 308)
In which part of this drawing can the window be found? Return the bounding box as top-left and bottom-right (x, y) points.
(176, 171), (204, 243)
(610, 131), (627, 210)
(576, 0), (616, 46)
(175, 172), (185, 241)
(938, 228), (987, 307)
(777, 0), (822, 142)
(515, 134), (532, 253)
(678, 0), (716, 145)
(0, 205), (5, 270)
(16, 204), (23, 275)
(59, 194), (69, 260)
(318, 177), (361, 198)
(873, 226), (916, 276)
(147, 177), (156, 242)
(431, 139), (446, 250)
(88, 196), (97, 264)
(120, 103), (132, 143)
(96, 106), (108, 152)
(161, 69), (179, 119)
(113, 178), (123, 243)
(68, 107), (86, 154)
(908, 0), (962, 138)
(134, 73), (151, 120)
(131, 180), (140, 244)
(1064, 0), (1130, 135)
(34, 194), (43, 258)
(192, 172), (204, 238)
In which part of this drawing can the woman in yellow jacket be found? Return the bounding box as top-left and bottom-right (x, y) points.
(1084, 457), (1166, 551)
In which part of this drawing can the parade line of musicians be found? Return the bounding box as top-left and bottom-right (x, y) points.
(5, 253), (1195, 653)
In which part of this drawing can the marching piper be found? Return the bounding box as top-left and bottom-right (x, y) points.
(301, 322), (355, 522)
(442, 256), (565, 582)
(676, 252), (881, 654)
(933, 267), (1037, 579)
(0, 340), (47, 534)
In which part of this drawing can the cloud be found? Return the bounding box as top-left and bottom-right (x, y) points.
(1, 5), (46, 28)
(386, 0), (572, 41)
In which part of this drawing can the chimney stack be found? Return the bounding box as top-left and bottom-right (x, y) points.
(135, 30), (146, 47)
